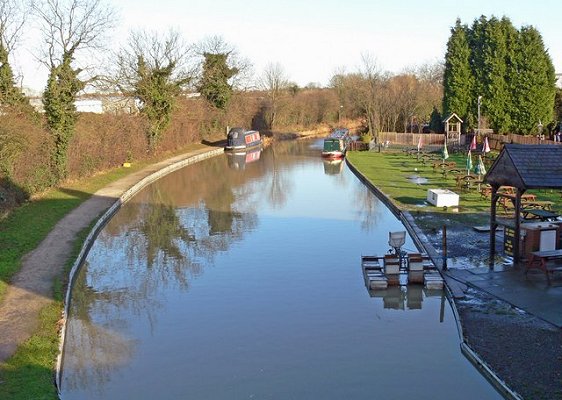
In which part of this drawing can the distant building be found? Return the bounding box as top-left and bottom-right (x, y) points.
(27, 94), (139, 114)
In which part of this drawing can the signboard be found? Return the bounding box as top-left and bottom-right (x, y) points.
(504, 227), (515, 257)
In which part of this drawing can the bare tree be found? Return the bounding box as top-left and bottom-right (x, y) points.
(260, 62), (289, 129)
(33, 0), (116, 179)
(34, 0), (115, 70)
(0, 0), (28, 53)
(197, 35), (253, 91)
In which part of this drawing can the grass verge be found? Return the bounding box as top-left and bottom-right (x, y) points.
(346, 149), (561, 231)
(0, 221), (94, 400)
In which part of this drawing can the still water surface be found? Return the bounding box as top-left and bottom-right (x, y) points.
(60, 139), (501, 399)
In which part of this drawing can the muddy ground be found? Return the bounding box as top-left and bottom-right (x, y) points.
(420, 214), (562, 400)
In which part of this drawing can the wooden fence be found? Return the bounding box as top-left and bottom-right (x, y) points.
(377, 132), (446, 146)
(371, 132), (562, 148)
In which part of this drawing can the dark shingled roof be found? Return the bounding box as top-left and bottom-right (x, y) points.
(484, 144), (562, 189)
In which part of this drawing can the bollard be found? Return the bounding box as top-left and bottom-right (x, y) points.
(442, 225), (448, 270)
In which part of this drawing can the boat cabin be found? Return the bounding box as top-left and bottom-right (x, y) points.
(225, 127), (262, 151)
(322, 128), (350, 158)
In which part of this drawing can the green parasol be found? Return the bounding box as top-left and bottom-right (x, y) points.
(441, 141), (449, 161)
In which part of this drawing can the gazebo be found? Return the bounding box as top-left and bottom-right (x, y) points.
(485, 144), (562, 264)
(443, 113), (462, 145)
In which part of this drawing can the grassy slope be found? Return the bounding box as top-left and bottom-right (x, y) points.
(0, 143), (207, 399)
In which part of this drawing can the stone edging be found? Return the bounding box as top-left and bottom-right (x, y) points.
(55, 148), (224, 395)
(345, 157), (521, 400)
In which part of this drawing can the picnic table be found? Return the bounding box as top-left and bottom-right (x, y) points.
(526, 249), (562, 284)
(521, 208), (559, 221)
(455, 174), (482, 190)
(441, 167), (463, 178)
(521, 200), (554, 211)
(432, 161), (456, 171)
(420, 153), (439, 164)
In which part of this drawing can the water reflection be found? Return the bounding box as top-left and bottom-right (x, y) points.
(369, 285), (446, 315)
(322, 159), (343, 175)
(61, 139), (501, 400)
(226, 147), (262, 170)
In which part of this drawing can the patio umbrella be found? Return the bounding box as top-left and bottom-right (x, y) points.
(474, 155), (486, 191)
(470, 135), (477, 150)
(466, 150), (473, 175)
(441, 140), (449, 162)
(483, 137), (491, 154)
(474, 155), (486, 176)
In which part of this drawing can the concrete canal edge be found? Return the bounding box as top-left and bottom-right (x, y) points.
(54, 147), (224, 395)
(345, 158), (522, 400)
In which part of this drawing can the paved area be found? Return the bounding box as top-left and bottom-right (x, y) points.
(0, 145), (222, 363)
(445, 265), (562, 327)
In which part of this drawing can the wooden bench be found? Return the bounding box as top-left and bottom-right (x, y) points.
(526, 249), (562, 284)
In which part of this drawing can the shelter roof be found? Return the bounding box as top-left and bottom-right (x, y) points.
(484, 144), (562, 189)
(442, 113), (463, 123)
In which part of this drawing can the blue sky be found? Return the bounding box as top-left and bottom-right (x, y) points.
(16, 0), (562, 92)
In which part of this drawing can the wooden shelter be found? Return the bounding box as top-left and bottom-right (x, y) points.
(443, 113), (462, 145)
(484, 144), (562, 264)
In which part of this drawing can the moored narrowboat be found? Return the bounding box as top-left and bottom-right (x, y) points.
(321, 128), (350, 158)
(225, 127), (262, 151)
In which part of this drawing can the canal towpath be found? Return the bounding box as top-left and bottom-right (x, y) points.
(0, 144), (224, 363)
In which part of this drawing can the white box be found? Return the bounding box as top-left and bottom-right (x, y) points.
(427, 189), (459, 207)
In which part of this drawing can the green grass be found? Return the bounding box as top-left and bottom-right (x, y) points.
(0, 162), (146, 299)
(347, 150), (491, 211)
(347, 149), (562, 230)
(0, 222), (94, 400)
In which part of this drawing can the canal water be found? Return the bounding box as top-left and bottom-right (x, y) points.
(60, 139), (501, 399)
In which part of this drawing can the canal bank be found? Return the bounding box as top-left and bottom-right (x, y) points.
(0, 144), (224, 393)
(346, 157), (562, 400)
(345, 159), (520, 399)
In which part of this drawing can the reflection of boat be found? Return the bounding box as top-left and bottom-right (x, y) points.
(322, 159), (343, 175)
(225, 127), (262, 151)
(321, 128), (351, 159)
(226, 147), (262, 170)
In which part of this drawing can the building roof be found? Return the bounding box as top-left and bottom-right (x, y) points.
(484, 144), (562, 189)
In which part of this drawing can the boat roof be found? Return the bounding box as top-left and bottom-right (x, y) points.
(328, 128), (349, 139)
(228, 127), (259, 135)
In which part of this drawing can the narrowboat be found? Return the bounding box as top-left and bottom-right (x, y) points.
(321, 128), (350, 158)
(225, 127), (262, 151)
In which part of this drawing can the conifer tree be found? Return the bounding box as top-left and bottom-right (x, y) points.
(443, 19), (473, 129)
(429, 106), (443, 133)
(510, 26), (556, 134)
(444, 15), (556, 135)
(471, 17), (511, 133)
